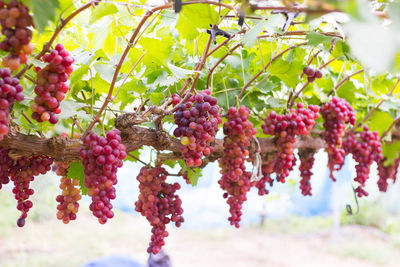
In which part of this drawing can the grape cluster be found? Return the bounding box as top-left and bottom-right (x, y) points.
(10, 155), (53, 227)
(173, 90), (222, 167)
(298, 149), (316, 196)
(321, 97), (356, 181)
(0, 0), (33, 70)
(218, 106), (256, 228)
(31, 44), (74, 124)
(0, 146), (12, 189)
(253, 153), (275, 196)
(80, 129), (126, 224)
(343, 126), (382, 197)
(54, 162), (81, 224)
(377, 157), (400, 192)
(135, 166), (184, 254)
(0, 68), (24, 139)
(303, 66), (322, 83)
(262, 103), (319, 182)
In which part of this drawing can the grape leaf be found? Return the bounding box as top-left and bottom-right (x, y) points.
(89, 3), (118, 24)
(29, 0), (60, 33)
(67, 161), (87, 195)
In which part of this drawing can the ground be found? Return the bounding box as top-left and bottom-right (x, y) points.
(0, 207), (399, 267)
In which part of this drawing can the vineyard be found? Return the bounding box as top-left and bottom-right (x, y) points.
(0, 0), (400, 257)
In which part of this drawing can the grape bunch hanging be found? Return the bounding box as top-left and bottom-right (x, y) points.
(377, 156), (400, 192)
(173, 89), (222, 167)
(135, 166), (184, 254)
(218, 106), (256, 228)
(0, 0), (33, 70)
(262, 103), (319, 183)
(298, 148), (316, 196)
(253, 153), (275, 196)
(344, 126), (383, 197)
(10, 155), (53, 227)
(321, 97), (356, 181)
(31, 44), (74, 124)
(80, 129), (127, 224)
(54, 162), (81, 224)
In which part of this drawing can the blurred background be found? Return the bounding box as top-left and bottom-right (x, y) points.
(1, 150), (400, 267)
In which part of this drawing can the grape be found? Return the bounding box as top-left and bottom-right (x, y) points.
(302, 67), (322, 82)
(298, 148), (316, 196)
(261, 103), (319, 182)
(0, 1), (33, 70)
(303, 66), (315, 77)
(343, 126), (383, 197)
(321, 97), (356, 181)
(54, 162), (81, 224)
(253, 153), (275, 196)
(377, 156), (400, 192)
(0, 68), (24, 140)
(135, 166), (184, 254)
(31, 44), (74, 124)
(10, 155), (53, 227)
(80, 129), (126, 224)
(173, 90), (222, 167)
(218, 106), (257, 228)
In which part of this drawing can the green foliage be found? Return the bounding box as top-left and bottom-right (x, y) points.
(67, 161), (87, 195)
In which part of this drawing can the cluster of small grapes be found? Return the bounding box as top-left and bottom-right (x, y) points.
(253, 153), (275, 196)
(262, 103), (319, 182)
(0, 146), (12, 189)
(135, 166), (184, 254)
(0, 68), (24, 139)
(0, 0), (33, 70)
(54, 162), (81, 224)
(173, 90), (222, 167)
(344, 126), (382, 197)
(298, 149), (316, 196)
(31, 44), (74, 124)
(10, 155), (53, 227)
(80, 129), (126, 224)
(303, 66), (322, 83)
(321, 97), (356, 181)
(377, 157), (400, 192)
(218, 106), (256, 228)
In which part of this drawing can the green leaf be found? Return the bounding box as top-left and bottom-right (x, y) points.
(368, 111), (394, 137)
(150, 92), (164, 105)
(29, 0), (60, 32)
(243, 20), (266, 47)
(337, 81), (356, 104)
(126, 150), (140, 162)
(306, 32), (334, 47)
(89, 3), (118, 24)
(167, 63), (195, 79)
(163, 160), (177, 168)
(382, 140), (400, 165)
(176, 4), (219, 41)
(67, 161), (87, 195)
